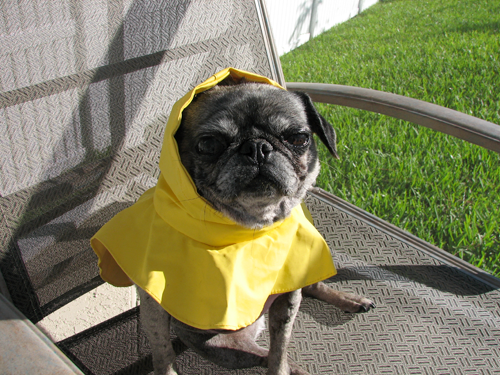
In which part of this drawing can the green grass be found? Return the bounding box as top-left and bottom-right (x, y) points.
(281, 0), (500, 277)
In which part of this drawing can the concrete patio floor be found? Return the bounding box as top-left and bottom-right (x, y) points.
(36, 284), (138, 342)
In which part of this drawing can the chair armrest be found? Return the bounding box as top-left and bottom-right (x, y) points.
(0, 293), (84, 374)
(286, 82), (500, 153)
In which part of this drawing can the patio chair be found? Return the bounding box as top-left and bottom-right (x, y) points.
(1, 0), (499, 374)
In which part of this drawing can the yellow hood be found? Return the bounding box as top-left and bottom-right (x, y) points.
(91, 67), (336, 330)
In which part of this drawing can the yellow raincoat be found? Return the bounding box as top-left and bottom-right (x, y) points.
(91, 68), (336, 330)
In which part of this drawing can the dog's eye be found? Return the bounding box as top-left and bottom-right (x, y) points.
(197, 137), (226, 156)
(285, 133), (310, 147)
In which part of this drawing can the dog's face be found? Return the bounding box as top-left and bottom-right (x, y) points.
(175, 81), (338, 229)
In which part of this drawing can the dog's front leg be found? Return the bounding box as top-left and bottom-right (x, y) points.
(138, 288), (178, 375)
(302, 281), (375, 313)
(268, 289), (308, 375)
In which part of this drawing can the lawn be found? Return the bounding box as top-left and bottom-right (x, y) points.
(280, 0), (500, 276)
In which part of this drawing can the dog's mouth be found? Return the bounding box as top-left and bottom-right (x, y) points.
(243, 174), (278, 193)
(199, 166), (304, 229)
(239, 168), (296, 198)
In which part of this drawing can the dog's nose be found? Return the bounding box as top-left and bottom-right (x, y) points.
(240, 139), (273, 164)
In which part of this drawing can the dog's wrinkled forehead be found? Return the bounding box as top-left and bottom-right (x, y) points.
(182, 83), (308, 137)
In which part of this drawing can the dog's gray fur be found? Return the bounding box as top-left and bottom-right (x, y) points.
(140, 81), (374, 375)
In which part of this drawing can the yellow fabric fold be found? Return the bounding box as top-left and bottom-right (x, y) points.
(91, 67), (336, 330)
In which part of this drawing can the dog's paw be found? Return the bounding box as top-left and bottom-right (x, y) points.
(267, 363), (310, 375)
(290, 367), (311, 375)
(341, 293), (376, 313)
(289, 361), (311, 375)
(302, 283), (375, 313)
(152, 363), (179, 375)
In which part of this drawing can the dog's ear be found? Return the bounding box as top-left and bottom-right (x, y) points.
(292, 91), (339, 159)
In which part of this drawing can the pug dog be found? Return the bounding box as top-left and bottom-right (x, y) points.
(139, 79), (375, 375)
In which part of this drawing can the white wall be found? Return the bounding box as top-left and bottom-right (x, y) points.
(265, 0), (379, 56)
